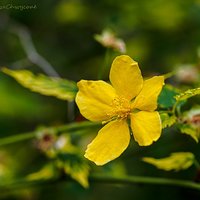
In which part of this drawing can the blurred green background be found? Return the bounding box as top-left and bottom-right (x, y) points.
(0, 0), (200, 199)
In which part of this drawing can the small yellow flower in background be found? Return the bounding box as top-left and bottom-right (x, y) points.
(76, 55), (164, 165)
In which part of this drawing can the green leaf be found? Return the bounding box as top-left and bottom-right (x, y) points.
(143, 152), (195, 171)
(175, 87), (200, 101)
(160, 112), (177, 128)
(26, 164), (59, 181)
(58, 153), (90, 188)
(158, 84), (179, 109)
(179, 124), (200, 143)
(2, 68), (78, 101)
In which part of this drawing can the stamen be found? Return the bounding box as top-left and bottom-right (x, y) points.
(107, 96), (131, 120)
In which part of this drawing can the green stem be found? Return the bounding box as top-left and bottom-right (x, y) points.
(98, 48), (111, 79)
(0, 132), (35, 147)
(0, 121), (101, 147)
(172, 101), (179, 116)
(90, 174), (200, 190)
(1, 174), (200, 192)
(163, 70), (176, 80)
(55, 121), (100, 133)
(194, 159), (200, 169)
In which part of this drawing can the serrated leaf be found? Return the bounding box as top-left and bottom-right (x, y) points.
(160, 112), (177, 128)
(180, 124), (200, 143)
(158, 84), (179, 109)
(175, 87), (200, 101)
(143, 152), (194, 171)
(58, 153), (90, 188)
(2, 68), (78, 101)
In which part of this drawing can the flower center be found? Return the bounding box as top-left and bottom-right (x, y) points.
(107, 96), (131, 120)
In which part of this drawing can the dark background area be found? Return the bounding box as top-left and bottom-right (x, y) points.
(0, 0), (200, 199)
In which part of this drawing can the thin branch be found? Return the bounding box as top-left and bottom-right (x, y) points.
(0, 121), (101, 147)
(7, 18), (76, 122)
(194, 159), (200, 169)
(10, 58), (30, 69)
(90, 174), (200, 191)
(1, 174), (200, 192)
(10, 23), (60, 77)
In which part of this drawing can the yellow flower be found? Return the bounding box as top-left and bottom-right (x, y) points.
(76, 55), (164, 165)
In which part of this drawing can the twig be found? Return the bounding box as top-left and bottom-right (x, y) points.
(10, 58), (30, 69)
(90, 174), (200, 190)
(0, 121), (101, 147)
(10, 23), (59, 77)
(98, 48), (111, 79)
(8, 19), (76, 121)
(1, 174), (200, 192)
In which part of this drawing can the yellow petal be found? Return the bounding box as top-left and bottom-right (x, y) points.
(76, 80), (116, 122)
(132, 76), (164, 111)
(84, 120), (130, 165)
(109, 55), (143, 100)
(130, 111), (162, 146)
